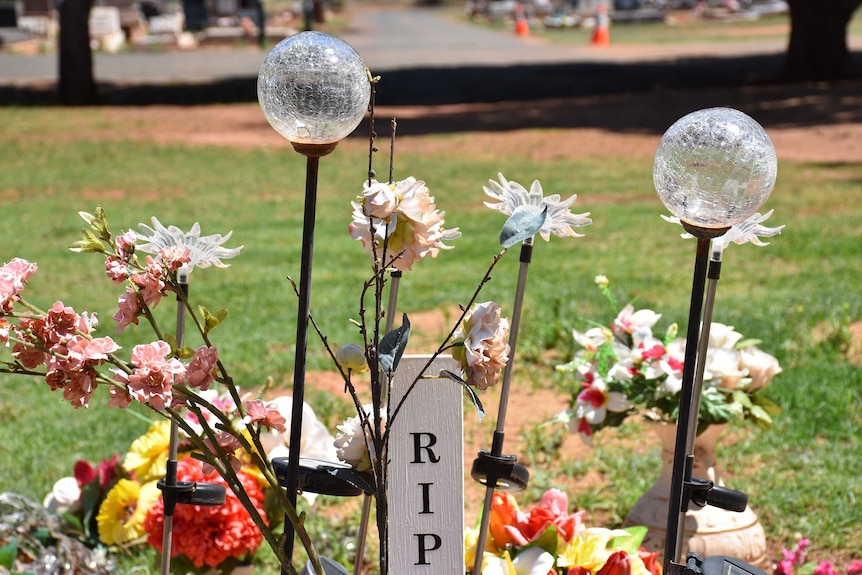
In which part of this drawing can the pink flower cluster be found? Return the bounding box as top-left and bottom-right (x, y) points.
(0, 258), (37, 312)
(107, 234), (191, 332)
(4, 290), (119, 408)
(775, 538), (862, 575)
(109, 341), (219, 411)
(1, 258), (221, 410)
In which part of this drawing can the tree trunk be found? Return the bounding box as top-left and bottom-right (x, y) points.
(784, 0), (862, 81)
(58, 0), (98, 105)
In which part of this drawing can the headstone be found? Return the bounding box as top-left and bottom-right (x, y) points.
(388, 354), (464, 573)
(88, 6), (122, 38)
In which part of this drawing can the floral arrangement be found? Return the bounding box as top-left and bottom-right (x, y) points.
(0, 210), (336, 573)
(41, 399), (284, 573)
(555, 275), (783, 443)
(464, 488), (661, 575)
(774, 537), (862, 575)
(0, 154), (590, 575)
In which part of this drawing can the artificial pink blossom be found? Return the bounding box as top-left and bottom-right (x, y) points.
(113, 287), (141, 332)
(108, 383), (134, 408)
(115, 231), (136, 259)
(243, 399), (287, 432)
(452, 301), (510, 390)
(131, 256), (168, 308)
(202, 432), (243, 474)
(159, 245), (192, 272)
(125, 341), (185, 410)
(62, 370), (97, 408)
(45, 301), (80, 344)
(11, 342), (46, 370)
(0, 258), (37, 311)
(105, 256), (130, 283)
(182, 345), (218, 390)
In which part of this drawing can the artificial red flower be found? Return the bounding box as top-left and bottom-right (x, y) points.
(596, 550), (632, 575)
(143, 455), (267, 569)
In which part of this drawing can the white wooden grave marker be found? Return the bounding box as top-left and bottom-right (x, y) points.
(389, 354), (464, 573)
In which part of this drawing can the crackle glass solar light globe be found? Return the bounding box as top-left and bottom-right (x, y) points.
(258, 31), (370, 146)
(653, 107), (777, 230)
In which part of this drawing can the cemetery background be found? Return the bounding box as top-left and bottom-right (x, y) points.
(1, 4), (861, 574)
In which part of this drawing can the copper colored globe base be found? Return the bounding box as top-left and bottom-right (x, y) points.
(291, 141), (339, 158)
(681, 221), (731, 240)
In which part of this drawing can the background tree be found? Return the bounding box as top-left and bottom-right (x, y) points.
(784, 0), (862, 81)
(58, 0), (98, 105)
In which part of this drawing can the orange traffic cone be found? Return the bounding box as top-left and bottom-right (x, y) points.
(514, 3), (529, 36)
(591, 1), (610, 46)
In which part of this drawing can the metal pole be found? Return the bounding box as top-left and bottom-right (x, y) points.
(663, 235), (711, 569)
(673, 243), (724, 560)
(160, 273), (189, 575)
(283, 154), (321, 566)
(472, 239), (533, 575)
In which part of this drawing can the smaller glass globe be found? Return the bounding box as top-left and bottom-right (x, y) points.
(258, 31), (371, 145)
(653, 107), (777, 230)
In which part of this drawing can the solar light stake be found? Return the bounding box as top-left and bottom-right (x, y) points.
(159, 275), (189, 575)
(663, 225), (726, 567)
(257, 31), (370, 568)
(653, 107), (777, 575)
(471, 239), (533, 575)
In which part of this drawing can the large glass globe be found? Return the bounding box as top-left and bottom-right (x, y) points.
(653, 107), (777, 230)
(258, 31), (370, 145)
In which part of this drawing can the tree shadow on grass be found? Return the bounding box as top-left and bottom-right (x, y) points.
(2, 51), (861, 137)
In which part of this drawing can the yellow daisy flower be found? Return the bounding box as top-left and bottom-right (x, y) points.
(96, 478), (161, 545)
(123, 420), (170, 483)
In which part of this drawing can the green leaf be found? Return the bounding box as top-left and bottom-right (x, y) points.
(609, 526), (648, 553)
(752, 394), (783, 416)
(499, 207), (547, 248)
(379, 314), (410, 375)
(199, 306), (228, 334)
(177, 347), (196, 359)
(61, 512), (84, 532)
(0, 538), (17, 569)
(69, 228), (106, 253)
(732, 390), (753, 409)
(749, 405), (773, 429)
(441, 370), (485, 421)
(525, 524), (558, 556)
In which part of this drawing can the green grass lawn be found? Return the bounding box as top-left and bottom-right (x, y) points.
(0, 107), (859, 572)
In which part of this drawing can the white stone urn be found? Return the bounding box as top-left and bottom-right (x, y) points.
(624, 423), (768, 569)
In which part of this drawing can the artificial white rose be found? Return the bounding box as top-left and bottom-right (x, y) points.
(739, 346), (782, 392)
(43, 476), (81, 514)
(708, 323), (744, 349)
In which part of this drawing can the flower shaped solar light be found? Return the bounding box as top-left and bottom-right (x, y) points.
(258, 31), (370, 155)
(654, 107), (777, 235)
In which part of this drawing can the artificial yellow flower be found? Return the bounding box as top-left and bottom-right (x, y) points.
(96, 478), (160, 545)
(123, 420), (170, 483)
(558, 527), (631, 572)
